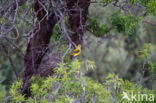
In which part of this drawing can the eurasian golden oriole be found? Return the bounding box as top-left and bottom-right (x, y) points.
(71, 44), (81, 57)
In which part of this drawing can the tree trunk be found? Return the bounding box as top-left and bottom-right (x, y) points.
(67, 0), (90, 46)
(21, 1), (58, 97)
(21, 0), (90, 98)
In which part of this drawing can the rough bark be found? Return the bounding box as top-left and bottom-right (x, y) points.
(21, 0), (58, 97)
(67, 0), (90, 46)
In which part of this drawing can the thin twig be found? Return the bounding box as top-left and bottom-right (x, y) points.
(1, 43), (19, 80)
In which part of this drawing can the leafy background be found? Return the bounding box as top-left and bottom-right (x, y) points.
(0, 0), (156, 102)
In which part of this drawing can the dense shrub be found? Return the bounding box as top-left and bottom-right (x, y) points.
(9, 59), (155, 103)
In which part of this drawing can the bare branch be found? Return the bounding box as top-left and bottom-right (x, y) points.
(0, 0), (26, 19)
(1, 43), (19, 80)
(142, 17), (156, 27)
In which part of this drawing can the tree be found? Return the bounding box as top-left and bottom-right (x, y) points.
(0, 0), (156, 99)
(1, 0), (90, 97)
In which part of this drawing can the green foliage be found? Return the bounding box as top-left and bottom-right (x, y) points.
(0, 17), (4, 24)
(10, 81), (25, 103)
(87, 11), (140, 37)
(130, 0), (149, 5)
(148, 0), (156, 14)
(61, 45), (72, 63)
(0, 91), (4, 102)
(150, 63), (156, 77)
(87, 17), (108, 37)
(105, 73), (155, 103)
(130, 0), (156, 14)
(51, 17), (70, 43)
(138, 43), (156, 77)
(51, 25), (61, 43)
(138, 43), (152, 59)
(9, 59), (155, 103)
(111, 12), (139, 35)
(102, 0), (113, 4)
(1, 0), (156, 103)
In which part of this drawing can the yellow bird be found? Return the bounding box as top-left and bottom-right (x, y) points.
(71, 44), (81, 57)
